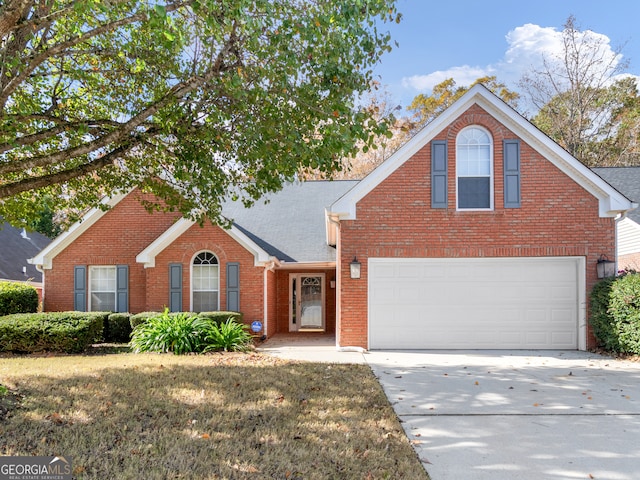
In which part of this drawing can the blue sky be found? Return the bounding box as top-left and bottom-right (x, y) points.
(374, 0), (640, 110)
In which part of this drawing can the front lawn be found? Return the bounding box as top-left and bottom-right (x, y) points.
(0, 352), (429, 479)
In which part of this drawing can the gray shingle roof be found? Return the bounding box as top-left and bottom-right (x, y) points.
(0, 222), (52, 282)
(592, 167), (640, 223)
(222, 181), (358, 263)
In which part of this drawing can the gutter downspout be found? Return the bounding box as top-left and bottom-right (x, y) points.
(326, 213), (349, 351)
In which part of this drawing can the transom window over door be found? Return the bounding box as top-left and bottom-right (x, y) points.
(192, 251), (219, 312)
(456, 126), (493, 209)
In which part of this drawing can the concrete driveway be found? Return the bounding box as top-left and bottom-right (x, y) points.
(365, 350), (640, 480)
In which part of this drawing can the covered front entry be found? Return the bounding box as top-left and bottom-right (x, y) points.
(368, 257), (584, 350)
(289, 273), (325, 332)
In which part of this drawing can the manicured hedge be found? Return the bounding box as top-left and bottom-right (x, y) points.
(196, 311), (244, 325)
(0, 312), (106, 353)
(105, 313), (132, 343)
(590, 273), (640, 354)
(0, 282), (39, 316)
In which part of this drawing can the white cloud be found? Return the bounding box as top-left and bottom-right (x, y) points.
(402, 66), (490, 91)
(400, 22), (628, 95)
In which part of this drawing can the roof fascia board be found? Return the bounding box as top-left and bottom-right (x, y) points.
(276, 261), (336, 270)
(330, 84), (635, 219)
(29, 192), (130, 269)
(136, 218), (274, 268)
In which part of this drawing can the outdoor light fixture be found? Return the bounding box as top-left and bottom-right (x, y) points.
(350, 256), (361, 279)
(596, 254), (616, 279)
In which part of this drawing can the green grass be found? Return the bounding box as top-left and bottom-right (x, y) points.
(0, 352), (429, 479)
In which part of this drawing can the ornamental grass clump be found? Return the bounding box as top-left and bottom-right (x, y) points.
(129, 310), (253, 354)
(197, 317), (254, 352)
(130, 310), (202, 355)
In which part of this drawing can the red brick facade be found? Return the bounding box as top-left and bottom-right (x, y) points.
(44, 191), (181, 313)
(43, 191), (337, 334)
(338, 105), (615, 349)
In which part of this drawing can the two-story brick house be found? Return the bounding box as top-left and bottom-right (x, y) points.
(31, 85), (635, 350)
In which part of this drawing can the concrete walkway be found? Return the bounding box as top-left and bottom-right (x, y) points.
(258, 336), (640, 480)
(257, 334), (366, 364)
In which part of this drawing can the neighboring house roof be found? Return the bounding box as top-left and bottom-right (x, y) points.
(0, 221), (52, 282)
(592, 167), (640, 224)
(31, 181), (358, 270)
(329, 84), (636, 222)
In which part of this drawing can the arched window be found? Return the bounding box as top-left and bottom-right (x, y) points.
(191, 251), (219, 312)
(456, 126), (493, 209)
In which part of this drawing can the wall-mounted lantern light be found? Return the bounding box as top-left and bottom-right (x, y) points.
(350, 256), (361, 279)
(596, 254), (616, 279)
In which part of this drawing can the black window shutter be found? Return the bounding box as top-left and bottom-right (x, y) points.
(431, 140), (448, 208)
(74, 265), (87, 312)
(169, 263), (182, 312)
(116, 265), (128, 313)
(226, 262), (240, 312)
(504, 139), (521, 208)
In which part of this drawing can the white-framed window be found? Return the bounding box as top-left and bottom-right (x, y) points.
(456, 126), (493, 210)
(89, 266), (116, 312)
(191, 251), (219, 312)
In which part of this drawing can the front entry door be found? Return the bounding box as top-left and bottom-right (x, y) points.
(289, 274), (325, 332)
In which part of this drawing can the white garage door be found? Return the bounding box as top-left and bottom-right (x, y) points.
(368, 257), (583, 350)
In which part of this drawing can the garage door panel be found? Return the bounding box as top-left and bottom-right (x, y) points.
(369, 257), (580, 350)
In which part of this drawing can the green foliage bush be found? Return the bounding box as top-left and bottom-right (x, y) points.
(130, 310), (201, 355)
(590, 273), (640, 354)
(130, 309), (252, 354)
(589, 277), (617, 350)
(607, 273), (640, 354)
(0, 312), (106, 353)
(197, 317), (253, 352)
(0, 282), (39, 316)
(196, 311), (243, 325)
(105, 313), (132, 343)
(130, 311), (160, 329)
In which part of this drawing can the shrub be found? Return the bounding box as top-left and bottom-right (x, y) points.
(0, 282), (39, 316)
(197, 317), (253, 352)
(589, 276), (618, 350)
(130, 311), (159, 329)
(105, 313), (132, 343)
(607, 273), (640, 354)
(196, 311), (243, 325)
(0, 312), (106, 353)
(130, 310), (201, 355)
(590, 273), (640, 354)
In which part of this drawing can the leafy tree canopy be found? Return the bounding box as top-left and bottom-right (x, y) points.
(408, 76), (520, 129)
(0, 0), (400, 227)
(521, 15), (640, 167)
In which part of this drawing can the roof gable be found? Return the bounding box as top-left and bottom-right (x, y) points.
(329, 84), (635, 220)
(135, 218), (274, 268)
(29, 192), (128, 270)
